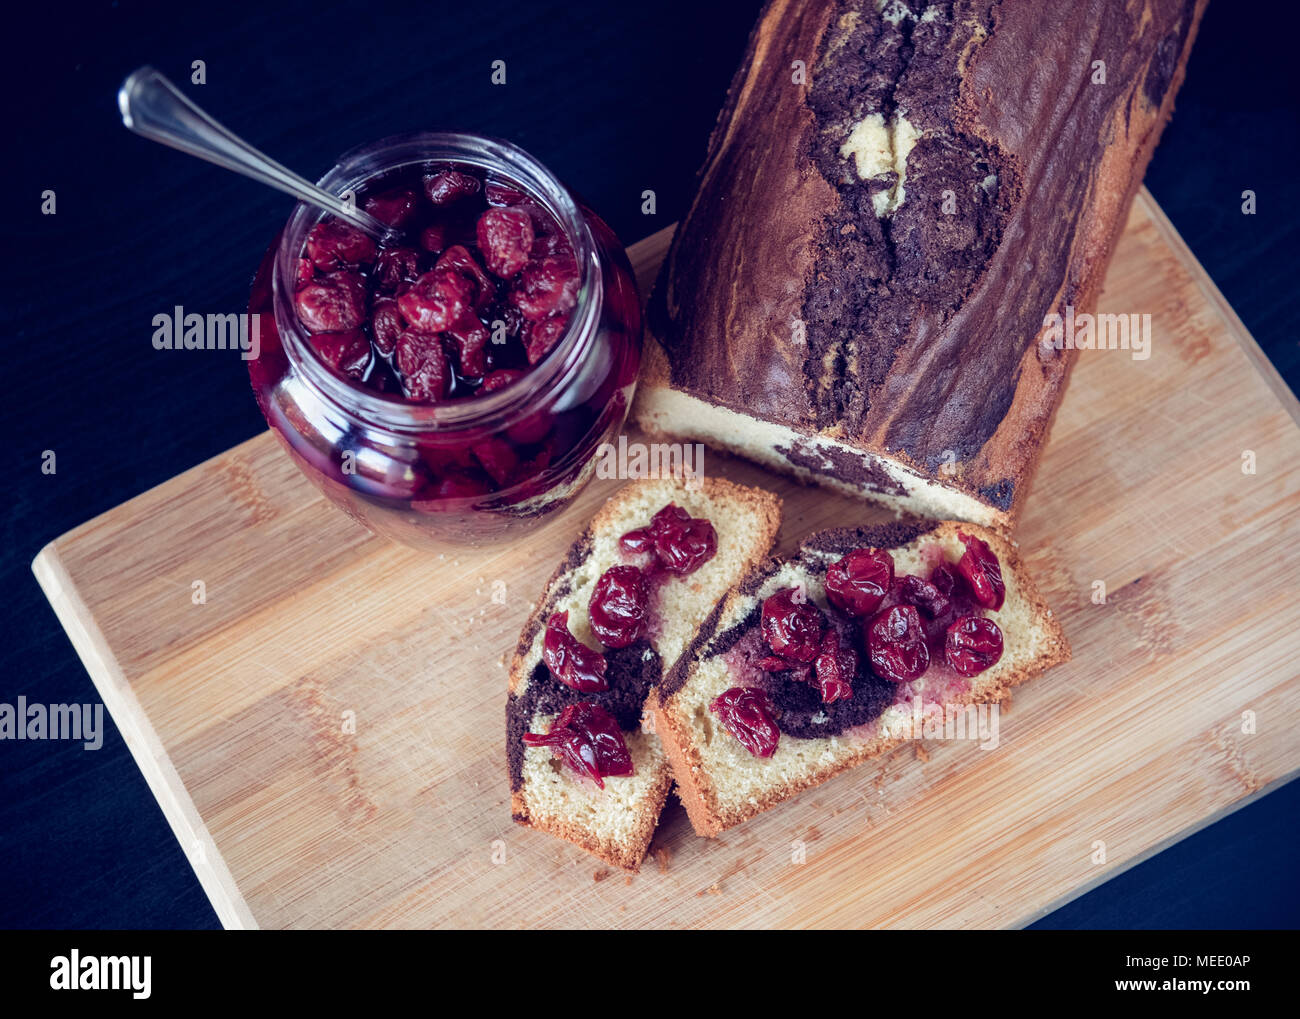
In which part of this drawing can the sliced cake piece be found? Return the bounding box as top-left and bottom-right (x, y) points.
(654, 519), (1069, 837)
(507, 477), (782, 869)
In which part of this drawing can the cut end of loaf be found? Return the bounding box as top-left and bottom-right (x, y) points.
(632, 363), (1015, 532)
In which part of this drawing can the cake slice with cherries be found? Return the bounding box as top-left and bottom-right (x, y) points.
(654, 520), (1069, 836)
(507, 477), (781, 869)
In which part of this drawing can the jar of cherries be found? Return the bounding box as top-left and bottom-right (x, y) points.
(247, 133), (641, 547)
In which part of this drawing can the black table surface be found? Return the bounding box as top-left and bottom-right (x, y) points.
(2, 0), (1296, 929)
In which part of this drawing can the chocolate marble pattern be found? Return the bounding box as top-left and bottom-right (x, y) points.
(649, 0), (1203, 515)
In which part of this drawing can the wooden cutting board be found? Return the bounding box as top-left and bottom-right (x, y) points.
(33, 190), (1300, 929)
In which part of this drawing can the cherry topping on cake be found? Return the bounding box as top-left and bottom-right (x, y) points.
(945, 615), (1004, 676)
(710, 687), (781, 757)
(541, 611), (608, 692)
(648, 504), (717, 575)
(620, 504), (717, 575)
(522, 702), (633, 788)
(588, 565), (649, 649)
(619, 528), (654, 556)
(760, 587), (825, 664)
(956, 531), (1005, 611)
(898, 561), (960, 618)
(824, 548), (894, 617)
(866, 604), (931, 683)
(813, 630), (856, 703)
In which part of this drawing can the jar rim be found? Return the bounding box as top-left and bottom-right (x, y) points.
(272, 131), (602, 434)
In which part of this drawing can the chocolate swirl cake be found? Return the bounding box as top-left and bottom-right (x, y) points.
(635, 0), (1205, 529)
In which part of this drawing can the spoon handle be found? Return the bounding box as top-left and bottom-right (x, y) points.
(118, 66), (393, 241)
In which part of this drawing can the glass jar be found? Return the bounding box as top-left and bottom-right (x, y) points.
(247, 133), (641, 547)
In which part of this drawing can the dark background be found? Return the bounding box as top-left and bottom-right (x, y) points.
(2, 0), (1297, 928)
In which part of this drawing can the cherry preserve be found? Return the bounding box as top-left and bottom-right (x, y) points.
(247, 133), (641, 547)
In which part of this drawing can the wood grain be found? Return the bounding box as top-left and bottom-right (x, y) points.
(32, 191), (1300, 929)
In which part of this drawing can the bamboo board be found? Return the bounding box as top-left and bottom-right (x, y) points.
(33, 191), (1300, 928)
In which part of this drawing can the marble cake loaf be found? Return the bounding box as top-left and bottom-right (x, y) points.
(635, 0), (1205, 530)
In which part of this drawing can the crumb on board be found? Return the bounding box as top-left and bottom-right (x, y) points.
(593, 868), (611, 883)
(915, 744), (930, 763)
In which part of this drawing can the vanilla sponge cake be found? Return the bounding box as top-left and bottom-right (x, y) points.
(635, 0), (1206, 529)
(654, 519), (1069, 836)
(507, 477), (781, 869)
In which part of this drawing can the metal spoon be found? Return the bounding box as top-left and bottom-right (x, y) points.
(118, 66), (397, 243)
